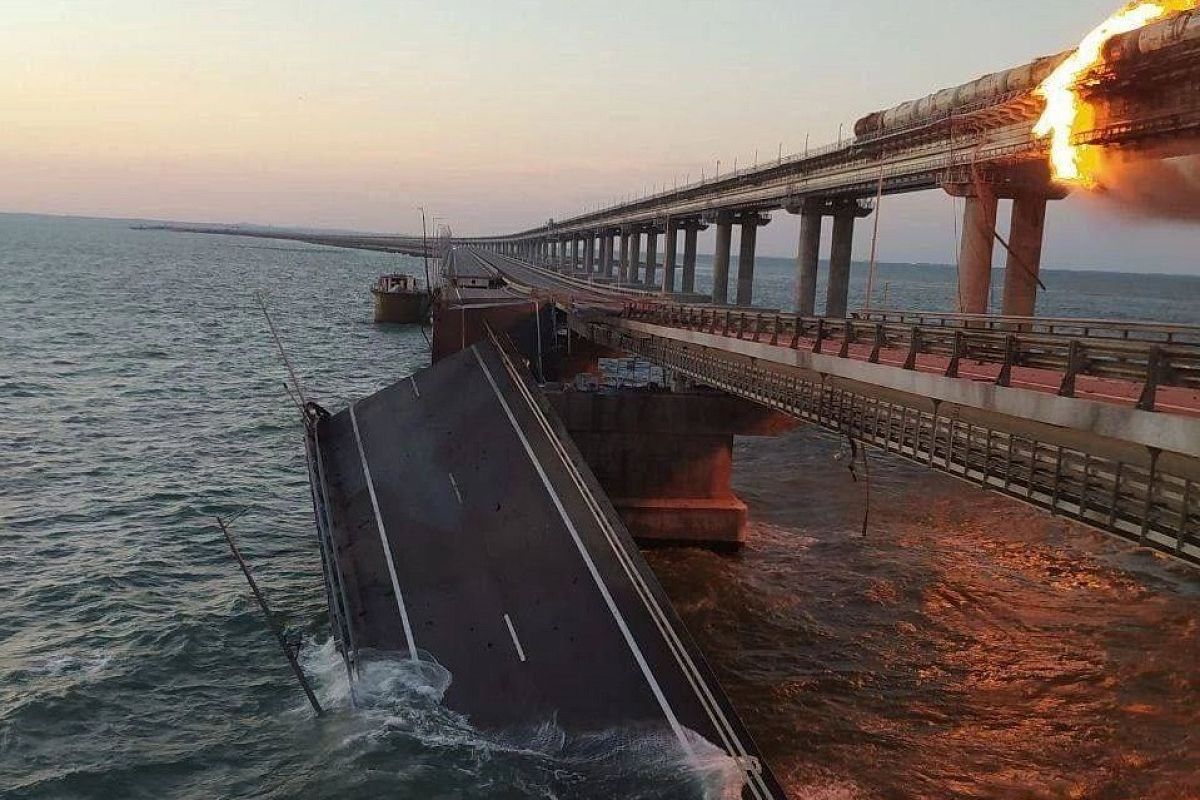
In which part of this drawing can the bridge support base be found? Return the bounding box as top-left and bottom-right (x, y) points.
(957, 191), (999, 314)
(662, 221), (678, 293)
(681, 223), (699, 294)
(1002, 195), (1047, 317)
(795, 210), (821, 315)
(545, 389), (793, 548)
(711, 215), (733, 304)
(629, 230), (642, 285)
(827, 209), (856, 317)
(644, 228), (658, 287)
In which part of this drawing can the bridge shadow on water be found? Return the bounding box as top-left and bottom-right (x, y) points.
(645, 426), (1200, 800)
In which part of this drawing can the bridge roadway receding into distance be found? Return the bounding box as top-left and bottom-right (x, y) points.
(458, 245), (1200, 565)
(306, 326), (786, 799)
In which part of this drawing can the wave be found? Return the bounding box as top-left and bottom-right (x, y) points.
(297, 639), (747, 799)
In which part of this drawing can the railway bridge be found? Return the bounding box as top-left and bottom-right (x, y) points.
(468, 11), (1200, 319)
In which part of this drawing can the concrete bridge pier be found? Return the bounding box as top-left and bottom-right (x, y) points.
(827, 201), (871, 317)
(629, 228), (642, 285)
(735, 213), (770, 307)
(709, 212), (734, 304)
(644, 226), (659, 287)
(584, 234), (595, 274)
(601, 232), (614, 277)
(827, 209), (856, 317)
(681, 220), (703, 294)
(956, 189), (999, 314)
(661, 219), (679, 293)
(1002, 195), (1048, 317)
(785, 197), (868, 316)
(571, 237), (581, 272)
(794, 208), (821, 315)
(544, 389), (795, 547)
(618, 228), (631, 283)
(943, 164), (1066, 316)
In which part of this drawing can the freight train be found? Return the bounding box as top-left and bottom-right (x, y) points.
(852, 10), (1200, 141)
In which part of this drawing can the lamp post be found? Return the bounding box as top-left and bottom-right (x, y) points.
(416, 206), (431, 290)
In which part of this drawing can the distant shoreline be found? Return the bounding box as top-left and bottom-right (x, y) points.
(1, 210), (1196, 278)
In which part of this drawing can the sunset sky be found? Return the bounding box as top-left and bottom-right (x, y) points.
(5, 0), (1198, 271)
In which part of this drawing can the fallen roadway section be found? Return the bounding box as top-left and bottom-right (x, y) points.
(305, 332), (785, 799)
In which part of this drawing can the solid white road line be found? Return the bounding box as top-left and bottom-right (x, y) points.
(448, 472), (463, 504)
(349, 402), (419, 661)
(409, 375), (420, 398)
(490, 334), (772, 799)
(502, 613), (527, 662)
(471, 345), (695, 761)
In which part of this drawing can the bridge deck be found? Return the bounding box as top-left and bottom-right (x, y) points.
(308, 335), (782, 798)
(625, 307), (1200, 420)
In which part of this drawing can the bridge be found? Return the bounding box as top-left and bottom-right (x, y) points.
(282, 14), (1200, 798)
(465, 11), (1200, 319)
(458, 245), (1200, 563)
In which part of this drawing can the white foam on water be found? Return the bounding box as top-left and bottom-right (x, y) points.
(297, 638), (752, 798)
(31, 651), (113, 678)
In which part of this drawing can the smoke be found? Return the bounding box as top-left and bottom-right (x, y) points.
(1088, 145), (1200, 221)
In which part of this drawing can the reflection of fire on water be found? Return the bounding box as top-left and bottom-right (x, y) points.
(1034, 1), (1199, 187)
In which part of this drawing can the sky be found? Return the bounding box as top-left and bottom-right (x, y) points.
(4, 0), (1199, 272)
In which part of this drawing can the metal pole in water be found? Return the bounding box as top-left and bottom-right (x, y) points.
(217, 515), (324, 717)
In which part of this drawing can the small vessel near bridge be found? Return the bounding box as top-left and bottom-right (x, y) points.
(371, 272), (431, 323)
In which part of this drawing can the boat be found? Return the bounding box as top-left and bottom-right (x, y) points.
(371, 273), (430, 324)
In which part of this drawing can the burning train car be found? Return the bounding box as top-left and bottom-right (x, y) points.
(852, 9), (1200, 142)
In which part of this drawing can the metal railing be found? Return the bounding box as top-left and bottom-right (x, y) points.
(851, 310), (1200, 344)
(621, 302), (1200, 411)
(580, 319), (1200, 566)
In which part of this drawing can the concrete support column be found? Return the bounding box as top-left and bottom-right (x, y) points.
(735, 217), (763, 307)
(571, 238), (580, 271)
(584, 234), (595, 274)
(682, 224), (698, 294)
(644, 229), (658, 287)
(1002, 196), (1047, 317)
(711, 216), (733, 305)
(629, 230), (642, 284)
(827, 210), (856, 317)
(618, 230), (631, 282)
(662, 220), (679, 293)
(795, 211), (822, 316)
(957, 192), (999, 314)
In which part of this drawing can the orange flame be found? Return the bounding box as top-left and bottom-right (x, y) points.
(1033, 2), (1196, 186)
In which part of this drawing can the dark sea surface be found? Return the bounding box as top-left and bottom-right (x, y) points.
(2, 213), (1198, 799)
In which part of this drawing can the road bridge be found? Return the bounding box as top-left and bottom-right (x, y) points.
(462, 246), (1200, 566)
